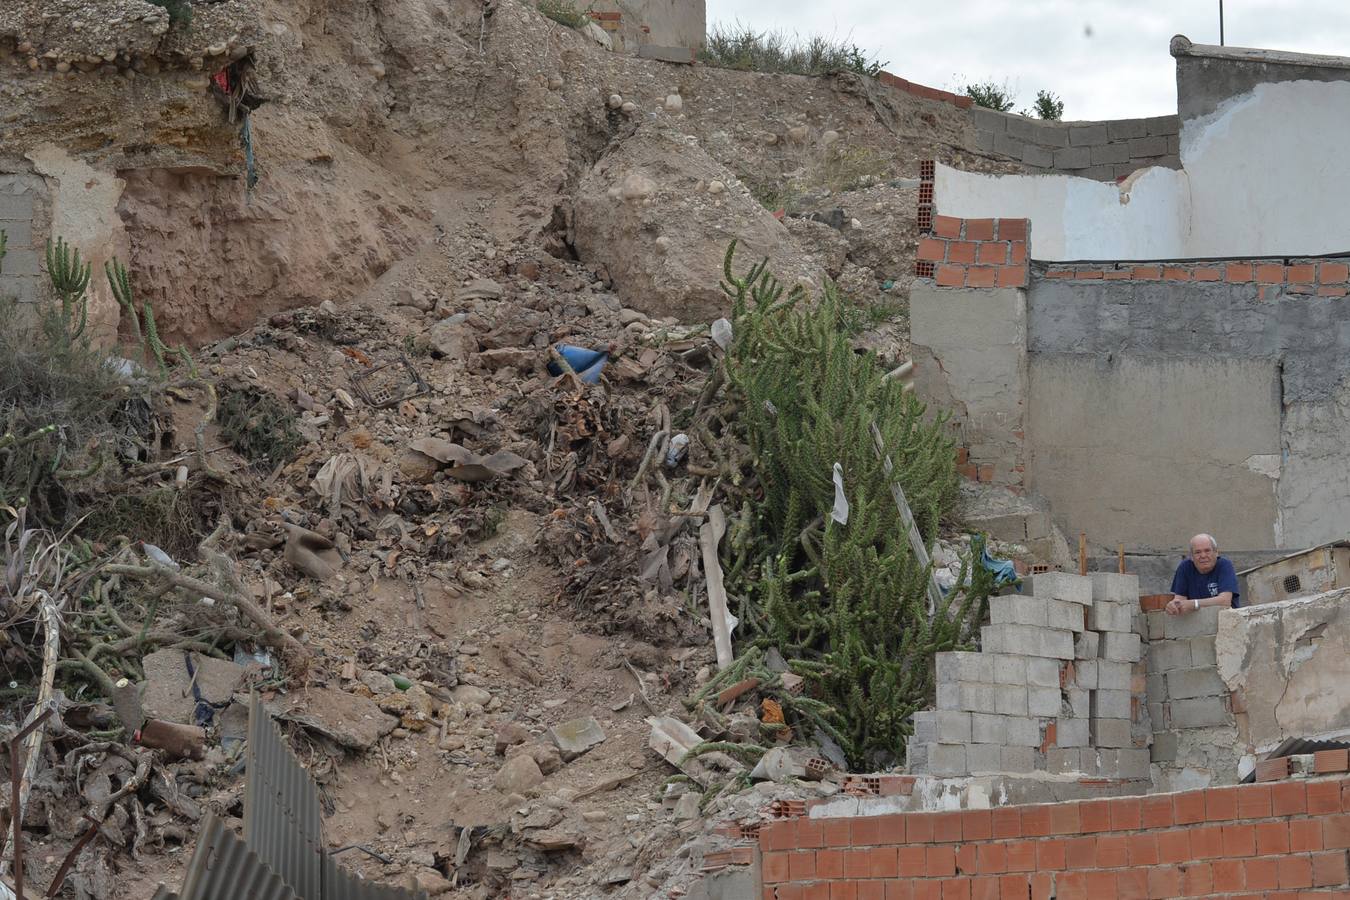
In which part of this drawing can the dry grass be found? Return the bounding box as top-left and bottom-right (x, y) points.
(746, 144), (895, 214)
(0, 299), (140, 525)
(702, 24), (884, 78)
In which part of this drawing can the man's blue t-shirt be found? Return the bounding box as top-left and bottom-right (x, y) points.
(1170, 557), (1241, 608)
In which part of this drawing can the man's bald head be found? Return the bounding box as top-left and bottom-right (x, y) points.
(1190, 534), (1219, 573)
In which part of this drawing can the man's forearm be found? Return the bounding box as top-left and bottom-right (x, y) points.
(1197, 592), (1233, 609)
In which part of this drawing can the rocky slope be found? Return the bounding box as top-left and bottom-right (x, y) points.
(1, 2), (1036, 898)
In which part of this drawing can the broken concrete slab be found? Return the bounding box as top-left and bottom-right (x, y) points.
(141, 650), (254, 725)
(270, 687), (399, 751)
(547, 716), (606, 761)
(748, 747), (807, 783)
(1217, 587), (1350, 752)
(672, 791), (701, 820)
(647, 715), (740, 786)
(636, 44), (697, 64)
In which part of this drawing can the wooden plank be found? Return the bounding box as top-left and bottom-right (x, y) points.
(869, 423), (944, 613)
(1079, 532), (1088, 576)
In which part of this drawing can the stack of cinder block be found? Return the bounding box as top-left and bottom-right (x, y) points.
(1142, 605), (1232, 769)
(909, 572), (1150, 782)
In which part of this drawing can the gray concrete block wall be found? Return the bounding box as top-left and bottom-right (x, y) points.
(910, 572), (1152, 782)
(1142, 605), (1241, 786)
(971, 107), (1182, 181)
(0, 172), (46, 307)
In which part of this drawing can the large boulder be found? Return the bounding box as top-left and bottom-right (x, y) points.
(570, 127), (822, 323)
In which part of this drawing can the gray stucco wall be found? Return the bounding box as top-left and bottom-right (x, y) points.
(1173, 37), (1350, 123)
(1027, 270), (1350, 551)
(1026, 354), (1280, 552)
(910, 286), (1027, 487)
(970, 108), (1181, 182)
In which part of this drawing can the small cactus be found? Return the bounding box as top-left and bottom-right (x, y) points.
(45, 236), (91, 341)
(105, 255), (196, 377)
(106, 258), (142, 348)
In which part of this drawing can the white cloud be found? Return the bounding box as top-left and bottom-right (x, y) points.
(707, 1), (1350, 119)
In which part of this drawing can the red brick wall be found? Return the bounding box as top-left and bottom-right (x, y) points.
(877, 72), (973, 110)
(1043, 260), (1350, 299)
(758, 777), (1350, 899)
(913, 160), (1029, 291)
(915, 216), (1030, 290)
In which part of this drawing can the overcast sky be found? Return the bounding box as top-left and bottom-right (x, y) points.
(707, 2), (1350, 119)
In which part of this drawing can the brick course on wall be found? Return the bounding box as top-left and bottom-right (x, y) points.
(1042, 258), (1350, 299)
(759, 776), (1350, 899)
(877, 71), (974, 110)
(971, 107), (1182, 182)
(915, 215), (1030, 290)
(913, 160), (1030, 292)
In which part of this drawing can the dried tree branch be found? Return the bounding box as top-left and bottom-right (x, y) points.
(102, 563), (309, 671)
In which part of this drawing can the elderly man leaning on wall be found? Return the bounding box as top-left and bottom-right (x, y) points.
(1166, 533), (1240, 615)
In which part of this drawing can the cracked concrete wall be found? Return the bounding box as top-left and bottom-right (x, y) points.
(1216, 588), (1350, 755)
(1027, 275), (1350, 552)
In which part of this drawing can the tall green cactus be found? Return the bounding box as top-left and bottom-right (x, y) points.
(104, 255), (197, 377)
(717, 242), (991, 768)
(106, 258), (142, 348)
(45, 236), (91, 341)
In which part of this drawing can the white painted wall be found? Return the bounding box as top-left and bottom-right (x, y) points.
(936, 80), (1350, 260)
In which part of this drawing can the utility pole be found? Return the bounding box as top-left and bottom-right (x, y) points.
(1219, 0), (1225, 45)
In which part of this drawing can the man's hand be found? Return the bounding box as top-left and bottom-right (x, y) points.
(1165, 594), (1194, 616)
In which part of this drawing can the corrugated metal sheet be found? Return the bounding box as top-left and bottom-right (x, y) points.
(244, 694), (324, 900)
(156, 693), (426, 900)
(175, 814), (300, 900)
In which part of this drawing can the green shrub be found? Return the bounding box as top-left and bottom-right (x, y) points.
(536, 0), (590, 29)
(1028, 89), (1065, 121)
(718, 245), (991, 767)
(702, 24), (885, 78)
(964, 80), (1015, 112)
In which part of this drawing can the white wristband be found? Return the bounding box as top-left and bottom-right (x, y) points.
(1193, 598), (1200, 611)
